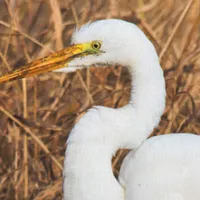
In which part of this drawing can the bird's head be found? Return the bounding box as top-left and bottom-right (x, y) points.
(57, 19), (158, 73)
(0, 19), (158, 83)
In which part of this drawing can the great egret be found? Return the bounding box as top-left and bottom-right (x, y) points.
(1, 19), (200, 200)
(61, 19), (166, 200)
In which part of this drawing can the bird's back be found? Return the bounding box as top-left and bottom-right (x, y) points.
(119, 134), (200, 200)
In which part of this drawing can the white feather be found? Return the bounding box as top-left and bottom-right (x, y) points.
(61, 19), (200, 200)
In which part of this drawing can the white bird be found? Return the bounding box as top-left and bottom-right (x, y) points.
(1, 19), (199, 200)
(60, 19), (200, 200)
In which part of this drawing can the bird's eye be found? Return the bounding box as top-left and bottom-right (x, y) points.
(91, 41), (101, 50)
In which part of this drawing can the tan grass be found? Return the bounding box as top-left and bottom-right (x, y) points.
(0, 0), (200, 199)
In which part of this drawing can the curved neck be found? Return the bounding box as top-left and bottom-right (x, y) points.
(93, 55), (165, 150)
(129, 59), (166, 126)
(63, 48), (166, 200)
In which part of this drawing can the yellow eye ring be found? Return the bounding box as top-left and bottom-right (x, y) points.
(91, 41), (102, 50)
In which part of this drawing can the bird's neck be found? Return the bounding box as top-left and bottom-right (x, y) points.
(119, 58), (166, 148)
(63, 51), (166, 199)
(130, 59), (166, 124)
(64, 142), (124, 200)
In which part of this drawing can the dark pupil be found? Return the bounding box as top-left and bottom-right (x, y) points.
(93, 43), (99, 49)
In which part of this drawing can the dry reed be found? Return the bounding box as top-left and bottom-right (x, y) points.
(0, 0), (200, 199)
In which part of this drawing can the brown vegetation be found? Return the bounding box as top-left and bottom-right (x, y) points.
(0, 0), (200, 199)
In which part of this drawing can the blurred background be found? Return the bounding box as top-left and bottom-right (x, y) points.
(0, 0), (200, 199)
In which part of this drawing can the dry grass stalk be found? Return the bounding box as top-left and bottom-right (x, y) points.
(0, 0), (200, 199)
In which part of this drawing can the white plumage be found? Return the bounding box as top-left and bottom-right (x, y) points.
(120, 134), (200, 200)
(59, 19), (200, 200)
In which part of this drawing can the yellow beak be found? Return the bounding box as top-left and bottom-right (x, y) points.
(0, 41), (102, 83)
